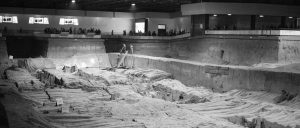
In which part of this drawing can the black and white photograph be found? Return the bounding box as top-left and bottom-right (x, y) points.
(0, 0), (300, 128)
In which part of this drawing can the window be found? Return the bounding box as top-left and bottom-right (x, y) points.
(135, 22), (145, 33)
(0, 16), (18, 23)
(29, 17), (49, 24)
(158, 24), (166, 29)
(59, 18), (79, 25)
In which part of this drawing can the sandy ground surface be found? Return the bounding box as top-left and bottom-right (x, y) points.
(0, 64), (300, 128)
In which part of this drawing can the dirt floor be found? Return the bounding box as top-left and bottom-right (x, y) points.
(0, 58), (300, 128)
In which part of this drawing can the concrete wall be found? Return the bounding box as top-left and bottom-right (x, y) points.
(170, 36), (279, 65)
(148, 16), (191, 33)
(4, 36), (106, 59)
(204, 15), (285, 30)
(104, 38), (171, 57)
(46, 38), (110, 68)
(104, 35), (300, 66)
(173, 17), (191, 31)
(6, 36), (49, 58)
(0, 7), (191, 34)
(0, 13), (191, 35)
(109, 53), (300, 94)
(104, 35), (281, 66)
(0, 38), (8, 62)
(209, 15), (251, 30)
(47, 38), (106, 58)
(148, 18), (175, 33)
(278, 37), (300, 64)
(0, 13), (134, 35)
(255, 16), (281, 29)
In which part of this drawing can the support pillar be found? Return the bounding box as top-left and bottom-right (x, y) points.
(250, 15), (256, 30)
(280, 16), (287, 28)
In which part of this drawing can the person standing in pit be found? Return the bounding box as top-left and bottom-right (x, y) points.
(117, 43), (127, 68)
(120, 43), (127, 54)
(129, 44), (135, 68)
(130, 44), (133, 54)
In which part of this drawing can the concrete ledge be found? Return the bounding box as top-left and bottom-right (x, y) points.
(4, 32), (191, 39)
(108, 53), (300, 94)
(36, 33), (102, 39)
(3, 32), (102, 39)
(205, 30), (300, 36)
(102, 33), (191, 40)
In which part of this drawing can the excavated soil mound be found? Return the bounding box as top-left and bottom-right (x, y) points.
(5, 68), (45, 91)
(18, 58), (56, 72)
(115, 68), (173, 82)
(79, 68), (130, 85)
(38, 69), (107, 91)
(150, 79), (212, 103)
(0, 84), (58, 128)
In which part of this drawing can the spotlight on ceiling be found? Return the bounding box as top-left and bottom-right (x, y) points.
(213, 14), (217, 17)
(131, 3), (136, 6)
(259, 15), (264, 18)
(227, 14), (232, 16)
(289, 16), (293, 19)
(72, 0), (75, 3)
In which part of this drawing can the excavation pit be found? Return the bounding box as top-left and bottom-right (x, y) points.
(1, 35), (300, 128)
(0, 53), (300, 128)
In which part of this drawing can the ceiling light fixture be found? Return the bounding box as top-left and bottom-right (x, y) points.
(72, 0), (75, 3)
(131, 3), (136, 6)
(289, 16), (293, 19)
(259, 15), (264, 18)
(213, 14), (217, 17)
(227, 14), (232, 16)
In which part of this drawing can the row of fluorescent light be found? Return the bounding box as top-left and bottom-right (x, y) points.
(213, 14), (294, 19)
(72, 0), (136, 6)
(213, 14), (232, 16)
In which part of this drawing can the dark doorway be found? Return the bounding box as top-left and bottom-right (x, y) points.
(158, 24), (166, 36)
